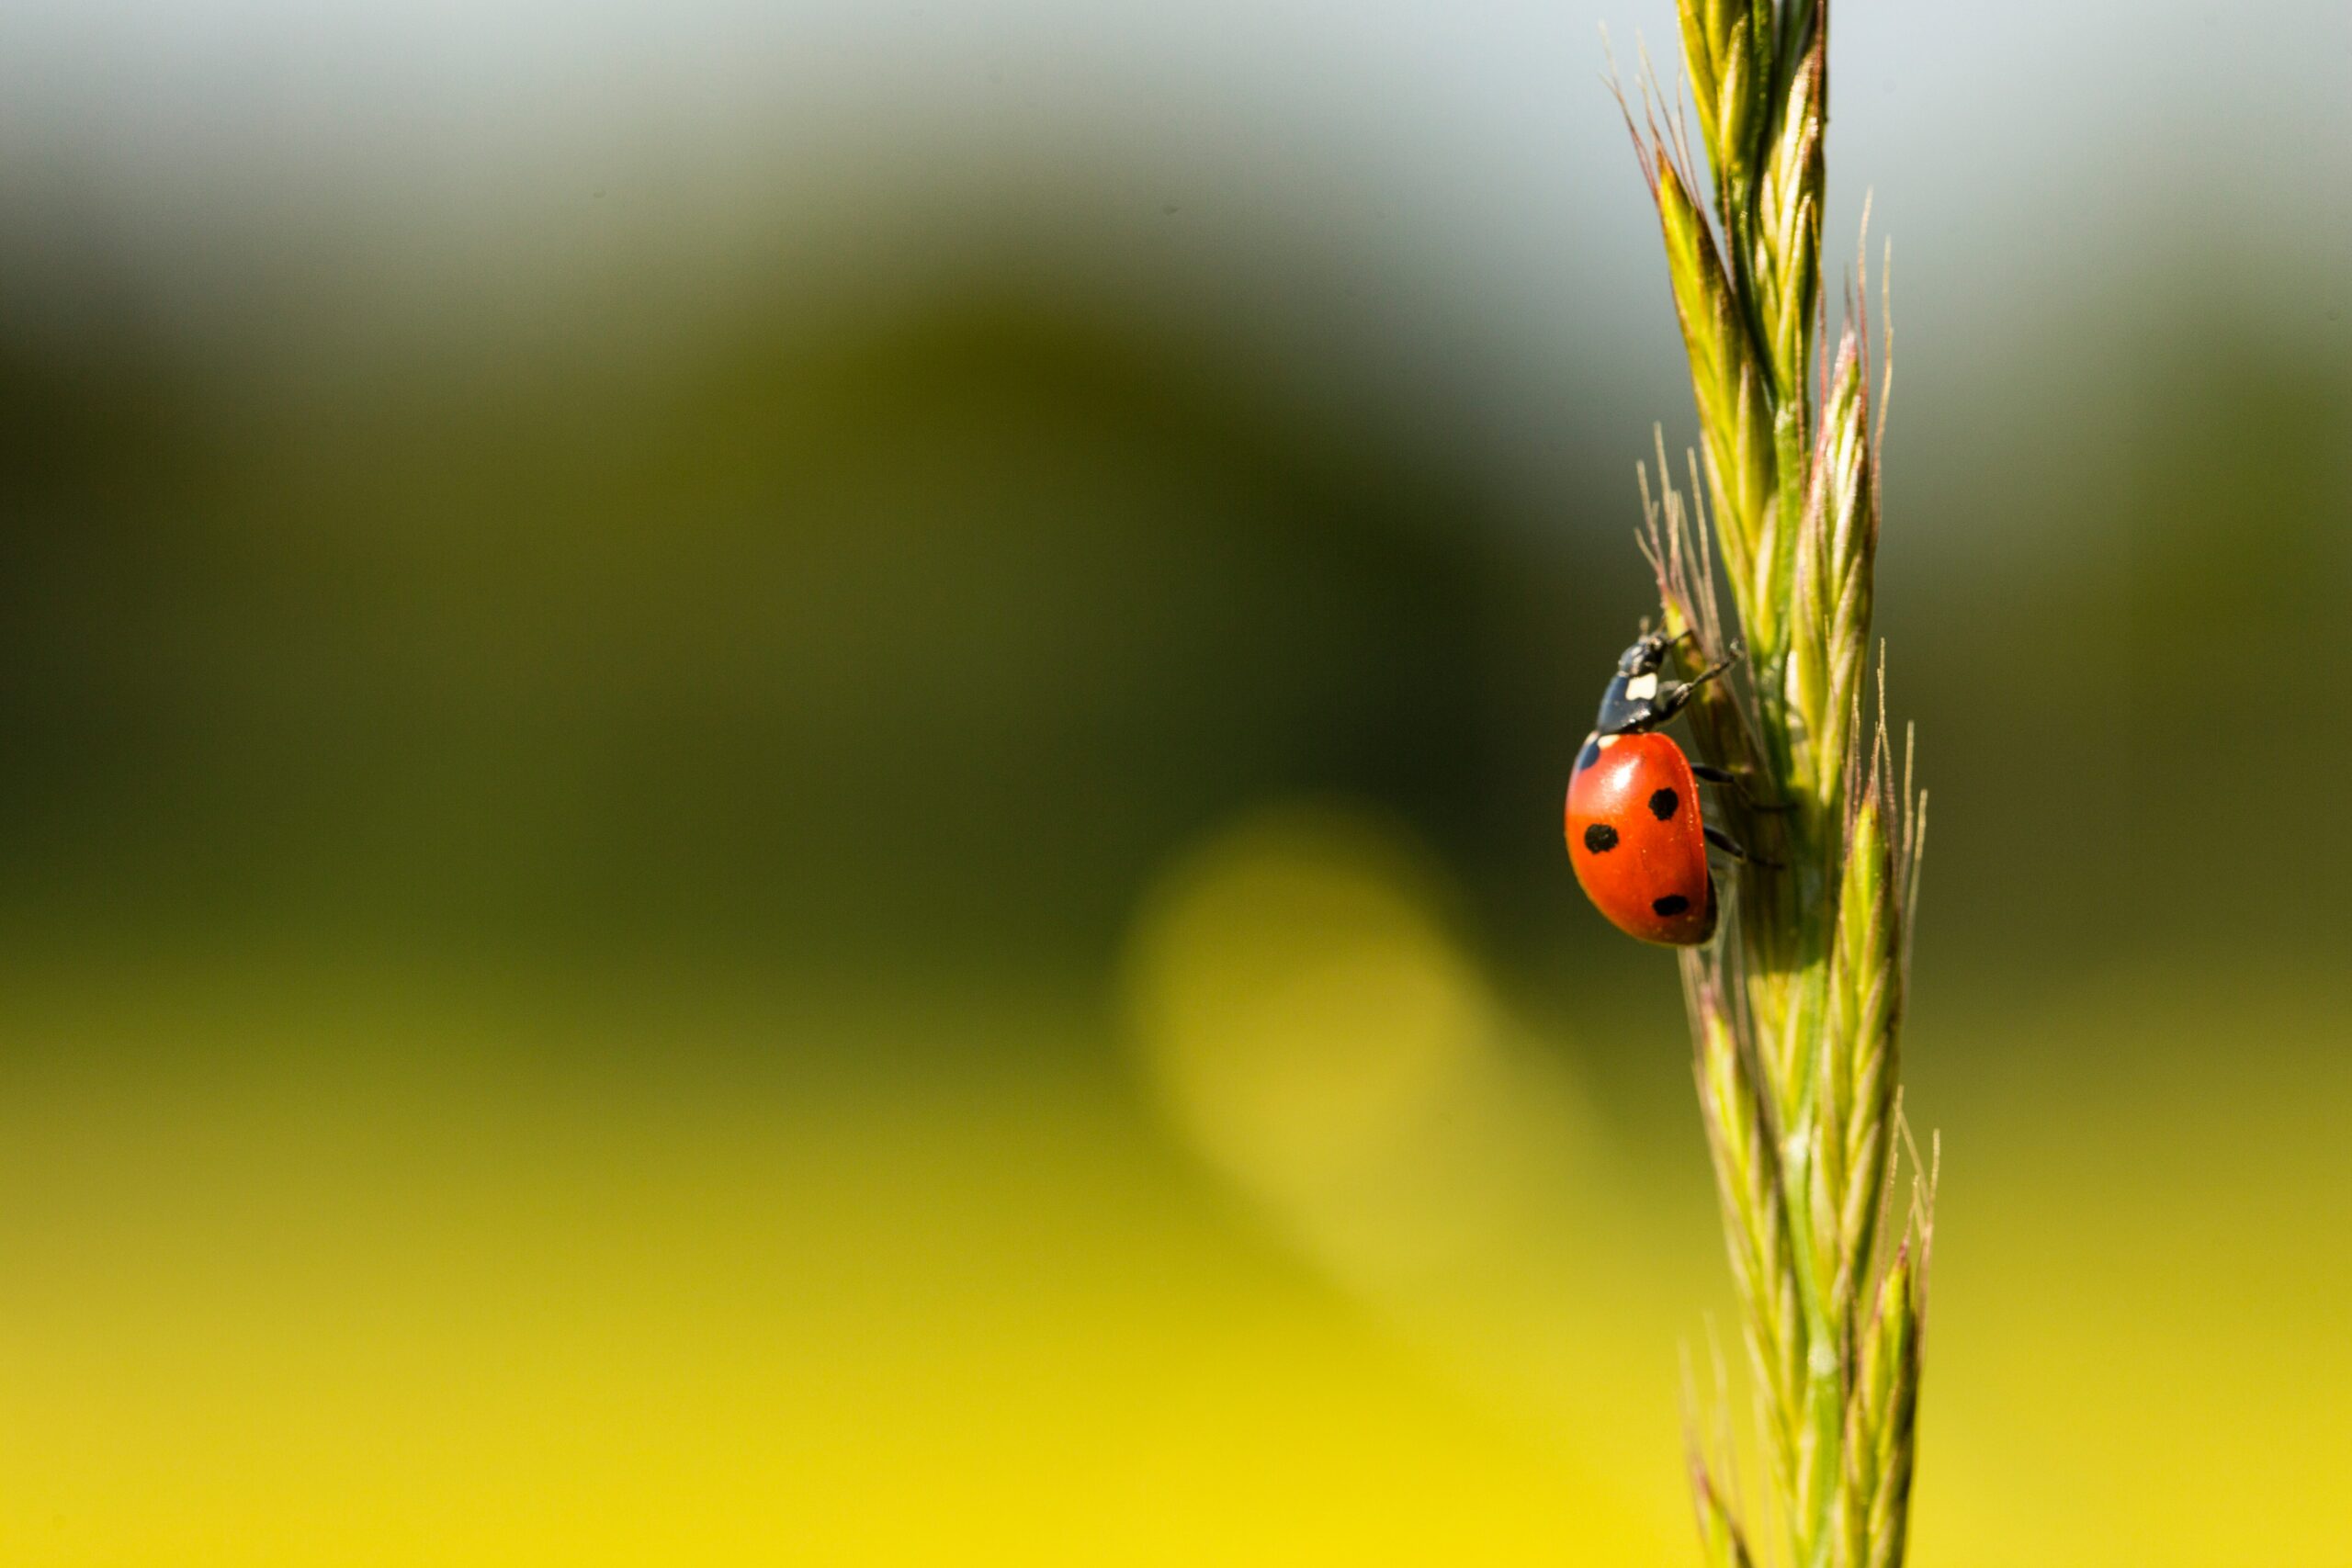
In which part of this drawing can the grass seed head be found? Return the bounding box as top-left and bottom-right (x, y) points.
(1611, 3), (1931, 1563)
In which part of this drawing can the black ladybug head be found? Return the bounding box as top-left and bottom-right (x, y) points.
(1614, 626), (1686, 677)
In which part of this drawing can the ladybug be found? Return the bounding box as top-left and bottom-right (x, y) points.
(1563, 627), (1767, 946)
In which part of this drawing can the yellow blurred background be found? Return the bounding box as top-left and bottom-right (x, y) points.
(2, 0), (2348, 1562)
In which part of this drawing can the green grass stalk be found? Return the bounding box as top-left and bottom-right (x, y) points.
(1611, 5), (1934, 1564)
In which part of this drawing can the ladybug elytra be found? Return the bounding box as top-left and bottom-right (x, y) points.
(1563, 628), (1767, 946)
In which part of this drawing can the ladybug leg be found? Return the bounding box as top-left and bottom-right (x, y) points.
(1704, 825), (1783, 870)
(1690, 762), (1797, 813)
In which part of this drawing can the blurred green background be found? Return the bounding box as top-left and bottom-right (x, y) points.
(2, 1), (2348, 1562)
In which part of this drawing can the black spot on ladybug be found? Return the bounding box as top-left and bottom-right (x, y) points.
(1583, 822), (1620, 853)
(1576, 737), (1604, 773)
(1648, 787), (1679, 821)
(1651, 893), (1691, 917)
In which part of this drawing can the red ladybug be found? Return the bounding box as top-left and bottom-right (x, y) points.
(1563, 629), (1763, 946)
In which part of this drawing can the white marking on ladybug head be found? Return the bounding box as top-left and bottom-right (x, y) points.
(1623, 672), (1658, 703)
(1596, 734), (1619, 750)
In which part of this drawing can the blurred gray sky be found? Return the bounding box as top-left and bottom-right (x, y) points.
(7, 0), (2343, 321)
(3, 0), (2346, 552)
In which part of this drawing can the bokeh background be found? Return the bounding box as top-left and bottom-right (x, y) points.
(3, 0), (2349, 1562)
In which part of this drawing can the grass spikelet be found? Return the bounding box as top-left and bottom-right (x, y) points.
(1840, 1143), (1933, 1568)
(1787, 319), (1877, 815)
(1681, 948), (1806, 1502)
(1621, 73), (1780, 658)
(1693, 1459), (1762, 1568)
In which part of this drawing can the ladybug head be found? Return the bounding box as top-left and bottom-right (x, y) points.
(1614, 626), (1690, 678)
